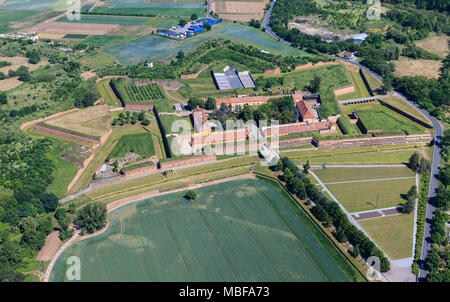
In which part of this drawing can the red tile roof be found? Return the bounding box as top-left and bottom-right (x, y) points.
(296, 100), (315, 120)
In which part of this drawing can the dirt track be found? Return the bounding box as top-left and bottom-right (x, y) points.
(37, 231), (62, 261)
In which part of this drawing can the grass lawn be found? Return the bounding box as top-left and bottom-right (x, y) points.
(361, 69), (383, 92)
(279, 64), (350, 118)
(312, 167), (414, 183)
(381, 96), (432, 127)
(343, 102), (428, 135)
(159, 114), (192, 134)
(336, 68), (370, 101)
(0, 10), (39, 23)
(358, 213), (414, 260)
(97, 78), (121, 106)
(46, 139), (79, 198)
(282, 145), (427, 165)
(109, 132), (155, 159)
(327, 178), (415, 212)
(63, 34), (88, 39)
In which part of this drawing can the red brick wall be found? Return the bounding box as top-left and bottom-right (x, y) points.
(160, 154), (216, 170)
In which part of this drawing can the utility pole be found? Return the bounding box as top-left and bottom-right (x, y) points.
(376, 194), (380, 209)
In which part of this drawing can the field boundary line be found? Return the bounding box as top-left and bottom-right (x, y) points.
(159, 207), (195, 281)
(226, 192), (285, 282)
(193, 203), (241, 282)
(323, 176), (415, 185)
(130, 222), (153, 281)
(256, 190), (329, 281)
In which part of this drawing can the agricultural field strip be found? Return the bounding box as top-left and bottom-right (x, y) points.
(322, 176), (415, 185)
(309, 169), (393, 262)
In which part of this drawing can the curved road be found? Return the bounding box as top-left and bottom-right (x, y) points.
(262, 3), (443, 281)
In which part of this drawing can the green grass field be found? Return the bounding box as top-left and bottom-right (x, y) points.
(279, 64), (350, 118)
(326, 177), (415, 212)
(282, 145), (426, 165)
(83, 35), (132, 47)
(358, 213), (414, 260)
(343, 102), (428, 135)
(45, 139), (79, 198)
(336, 68), (370, 101)
(159, 114), (192, 134)
(0, 9), (39, 23)
(50, 179), (353, 282)
(312, 167), (414, 183)
(63, 34), (88, 39)
(109, 133), (155, 160)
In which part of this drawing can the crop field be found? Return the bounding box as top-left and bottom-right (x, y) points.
(343, 102), (428, 135)
(146, 16), (180, 28)
(55, 15), (151, 26)
(83, 35), (132, 47)
(63, 34), (88, 39)
(326, 177), (415, 213)
(0, 9), (39, 24)
(111, 78), (174, 111)
(50, 179), (353, 282)
(91, 1), (206, 18)
(312, 166), (414, 183)
(104, 22), (309, 65)
(0, 0), (64, 10)
(44, 105), (111, 138)
(212, 0), (268, 22)
(358, 213), (414, 260)
(109, 133), (155, 159)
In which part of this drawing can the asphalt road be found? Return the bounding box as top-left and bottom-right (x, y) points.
(263, 5), (443, 281)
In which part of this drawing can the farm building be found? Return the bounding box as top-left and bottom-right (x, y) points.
(212, 66), (256, 90)
(157, 29), (183, 39)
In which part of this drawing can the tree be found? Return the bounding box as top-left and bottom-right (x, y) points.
(0, 91), (7, 105)
(40, 192), (59, 213)
(402, 200), (415, 214)
(179, 19), (187, 26)
(438, 165), (450, 187)
(141, 118), (150, 126)
(418, 158), (431, 174)
(176, 51), (185, 60)
(308, 75), (321, 93)
(302, 160), (310, 175)
(190, 13), (198, 21)
(16, 66), (30, 82)
(184, 190), (197, 200)
(408, 152), (420, 170)
(75, 203), (107, 234)
(26, 49), (40, 64)
(435, 185), (449, 209)
(187, 97), (204, 110)
(205, 97), (216, 110)
(204, 23), (211, 31)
